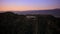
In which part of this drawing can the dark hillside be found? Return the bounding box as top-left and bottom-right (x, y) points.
(0, 12), (60, 34)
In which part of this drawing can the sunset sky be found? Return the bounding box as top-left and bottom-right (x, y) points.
(0, 0), (60, 11)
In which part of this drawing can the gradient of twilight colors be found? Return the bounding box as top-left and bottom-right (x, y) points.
(0, 0), (60, 11)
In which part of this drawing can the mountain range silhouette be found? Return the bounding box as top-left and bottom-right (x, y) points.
(0, 8), (60, 17)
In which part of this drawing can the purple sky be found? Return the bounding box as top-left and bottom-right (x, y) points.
(0, 0), (60, 11)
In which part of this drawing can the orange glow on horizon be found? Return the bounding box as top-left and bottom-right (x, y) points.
(0, 3), (59, 11)
(0, 5), (57, 11)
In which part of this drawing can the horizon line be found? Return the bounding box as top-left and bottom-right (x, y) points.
(0, 8), (60, 12)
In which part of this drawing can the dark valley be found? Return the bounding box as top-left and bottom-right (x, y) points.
(0, 9), (60, 34)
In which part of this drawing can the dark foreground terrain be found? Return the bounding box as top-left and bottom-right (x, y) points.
(0, 12), (60, 34)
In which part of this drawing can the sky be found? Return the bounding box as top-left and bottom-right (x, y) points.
(0, 0), (60, 11)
